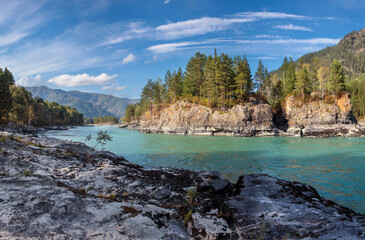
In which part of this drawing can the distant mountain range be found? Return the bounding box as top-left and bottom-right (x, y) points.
(26, 86), (139, 118)
(298, 28), (365, 76)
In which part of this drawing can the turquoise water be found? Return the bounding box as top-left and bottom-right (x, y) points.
(44, 125), (365, 214)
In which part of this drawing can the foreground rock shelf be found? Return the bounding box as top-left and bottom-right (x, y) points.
(0, 132), (364, 239)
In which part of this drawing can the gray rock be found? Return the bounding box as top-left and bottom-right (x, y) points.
(0, 131), (364, 239)
(152, 189), (171, 200)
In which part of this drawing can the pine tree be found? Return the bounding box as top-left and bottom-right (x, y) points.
(234, 55), (252, 103)
(329, 59), (345, 103)
(183, 52), (206, 97)
(163, 70), (173, 103)
(317, 66), (330, 100)
(171, 68), (183, 100)
(286, 58), (296, 95)
(202, 55), (217, 107)
(254, 59), (265, 93)
(0, 68), (15, 122)
(280, 57), (289, 94)
(296, 65), (311, 101)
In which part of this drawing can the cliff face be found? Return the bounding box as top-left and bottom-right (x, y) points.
(131, 94), (365, 137)
(284, 94), (353, 126)
(138, 100), (277, 137)
(283, 94), (365, 137)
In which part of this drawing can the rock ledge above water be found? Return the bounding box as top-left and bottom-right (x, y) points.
(0, 132), (364, 239)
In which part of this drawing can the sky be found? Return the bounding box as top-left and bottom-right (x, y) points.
(0, 0), (364, 99)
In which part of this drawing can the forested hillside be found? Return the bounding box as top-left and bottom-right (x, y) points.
(124, 28), (365, 122)
(0, 69), (83, 126)
(26, 86), (138, 118)
(298, 28), (365, 77)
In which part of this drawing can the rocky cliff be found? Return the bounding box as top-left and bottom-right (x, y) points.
(0, 131), (364, 239)
(130, 96), (365, 137)
(136, 100), (278, 137)
(283, 94), (365, 137)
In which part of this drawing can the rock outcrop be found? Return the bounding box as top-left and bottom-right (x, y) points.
(130, 94), (365, 137)
(283, 94), (365, 137)
(0, 132), (364, 239)
(136, 100), (279, 137)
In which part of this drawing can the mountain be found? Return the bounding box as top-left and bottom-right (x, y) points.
(67, 90), (139, 117)
(25, 86), (139, 118)
(298, 28), (365, 76)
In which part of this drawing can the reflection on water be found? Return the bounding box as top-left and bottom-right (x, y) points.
(44, 125), (365, 213)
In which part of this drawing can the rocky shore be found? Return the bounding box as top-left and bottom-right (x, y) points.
(127, 94), (365, 137)
(0, 131), (364, 239)
(0, 122), (69, 135)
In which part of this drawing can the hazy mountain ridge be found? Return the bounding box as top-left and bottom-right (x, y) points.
(25, 86), (138, 118)
(298, 28), (365, 76)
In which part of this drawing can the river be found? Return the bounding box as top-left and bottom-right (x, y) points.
(44, 125), (365, 214)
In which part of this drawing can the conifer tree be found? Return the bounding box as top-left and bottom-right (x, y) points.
(254, 59), (265, 93)
(234, 55), (252, 103)
(329, 59), (345, 103)
(296, 65), (311, 101)
(183, 52), (206, 97)
(0, 68), (15, 122)
(202, 55), (217, 107)
(286, 58), (296, 95)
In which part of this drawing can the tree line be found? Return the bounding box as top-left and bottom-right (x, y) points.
(0, 68), (84, 126)
(125, 50), (353, 122)
(84, 116), (119, 124)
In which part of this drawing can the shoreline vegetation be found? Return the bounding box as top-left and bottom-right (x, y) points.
(0, 68), (83, 126)
(0, 128), (364, 239)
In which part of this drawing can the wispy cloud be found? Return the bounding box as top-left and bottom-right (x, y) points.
(164, 0), (171, 4)
(0, 1), (47, 46)
(147, 41), (200, 54)
(48, 73), (117, 87)
(233, 12), (309, 20)
(156, 17), (253, 39)
(274, 24), (313, 32)
(101, 83), (126, 91)
(147, 38), (341, 54)
(103, 22), (152, 46)
(122, 53), (136, 64)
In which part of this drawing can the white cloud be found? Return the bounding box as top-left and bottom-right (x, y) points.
(164, 0), (171, 3)
(48, 73), (117, 87)
(233, 12), (308, 20)
(147, 41), (199, 54)
(155, 17), (253, 39)
(101, 84), (114, 90)
(147, 38), (341, 54)
(101, 83), (126, 91)
(102, 11), (319, 45)
(121, 53), (136, 64)
(115, 85), (126, 91)
(17, 74), (43, 87)
(274, 24), (313, 32)
(102, 22), (152, 46)
(254, 34), (284, 39)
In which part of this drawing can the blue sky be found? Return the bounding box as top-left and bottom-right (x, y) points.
(1, 0), (364, 99)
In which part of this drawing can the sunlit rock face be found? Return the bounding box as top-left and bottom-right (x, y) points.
(138, 100), (278, 136)
(282, 94), (365, 137)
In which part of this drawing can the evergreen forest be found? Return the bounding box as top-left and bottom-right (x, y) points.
(125, 50), (363, 122)
(0, 68), (84, 126)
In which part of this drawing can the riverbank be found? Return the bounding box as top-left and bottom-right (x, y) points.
(0, 130), (364, 239)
